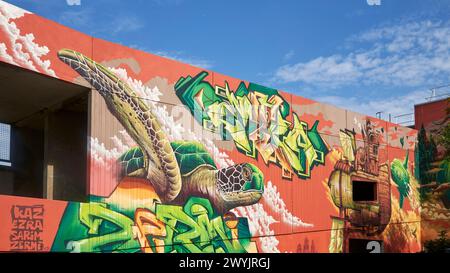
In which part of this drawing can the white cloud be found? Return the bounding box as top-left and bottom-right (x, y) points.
(59, 9), (91, 27)
(66, 0), (81, 6)
(111, 16), (143, 34)
(127, 45), (213, 69)
(274, 20), (450, 89)
(152, 50), (214, 69)
(317, 89), (428, 123)
(151, 0), (185, 6)
(59, 9), (142, 35)
(276, 54), (362, 87)
(366, 0), (381, 6)
(283, 50), (295, 61)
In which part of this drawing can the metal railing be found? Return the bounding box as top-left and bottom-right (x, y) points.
(375, 112), (415, 126)
(391, 113), (414, 126)
(374, 84), (450, 127)
(426, 84), (450, 102)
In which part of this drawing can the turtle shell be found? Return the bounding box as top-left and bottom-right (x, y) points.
(119, 147), (145, 177)
(118, 141), (217, 177)
(171, 141), (217, 176)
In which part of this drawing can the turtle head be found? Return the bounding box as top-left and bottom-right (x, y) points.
(216, 163), (264, 211)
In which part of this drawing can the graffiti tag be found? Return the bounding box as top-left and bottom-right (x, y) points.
(10, 205), (44, 251)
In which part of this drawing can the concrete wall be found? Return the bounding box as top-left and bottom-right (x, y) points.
(0, 107), (88, 202)
(6, 126), (44, 198)
(44, 109), (87, 202)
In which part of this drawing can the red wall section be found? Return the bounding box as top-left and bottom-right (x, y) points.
(415, 99), (448, 130)
(0, 195), (67, 252)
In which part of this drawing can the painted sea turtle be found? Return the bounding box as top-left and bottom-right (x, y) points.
(57, 49), (264, 213)
(119, 140), (264, 212)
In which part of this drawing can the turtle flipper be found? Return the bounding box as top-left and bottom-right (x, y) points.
(58, 49), (182, 202)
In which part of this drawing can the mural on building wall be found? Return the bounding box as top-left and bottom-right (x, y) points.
(0, 1), (423, 253)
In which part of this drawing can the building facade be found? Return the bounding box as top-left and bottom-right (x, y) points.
(0, 1), (427, 253)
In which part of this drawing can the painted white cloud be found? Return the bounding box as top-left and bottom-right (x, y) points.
(263, 181), (313, 228)
(90, 137), (125, 168)
(231, 180), (316, 252)
(0, 42), (13, 63)
(0, 1), (56, 77)
(274, 20), (450, 89)
(232, 204), (280, 253)
(0, 0), (29, 19)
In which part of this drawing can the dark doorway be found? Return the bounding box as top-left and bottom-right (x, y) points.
(352, 180), (377, 201)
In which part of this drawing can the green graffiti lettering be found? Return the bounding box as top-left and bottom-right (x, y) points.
(54, 198), (255, 253)
(156, 197), (252, 253)
(176, 71), (328, 179)
(67, 202), (135, 253)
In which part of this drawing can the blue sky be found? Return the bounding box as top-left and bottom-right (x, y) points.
(6, 0), (450, 123)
